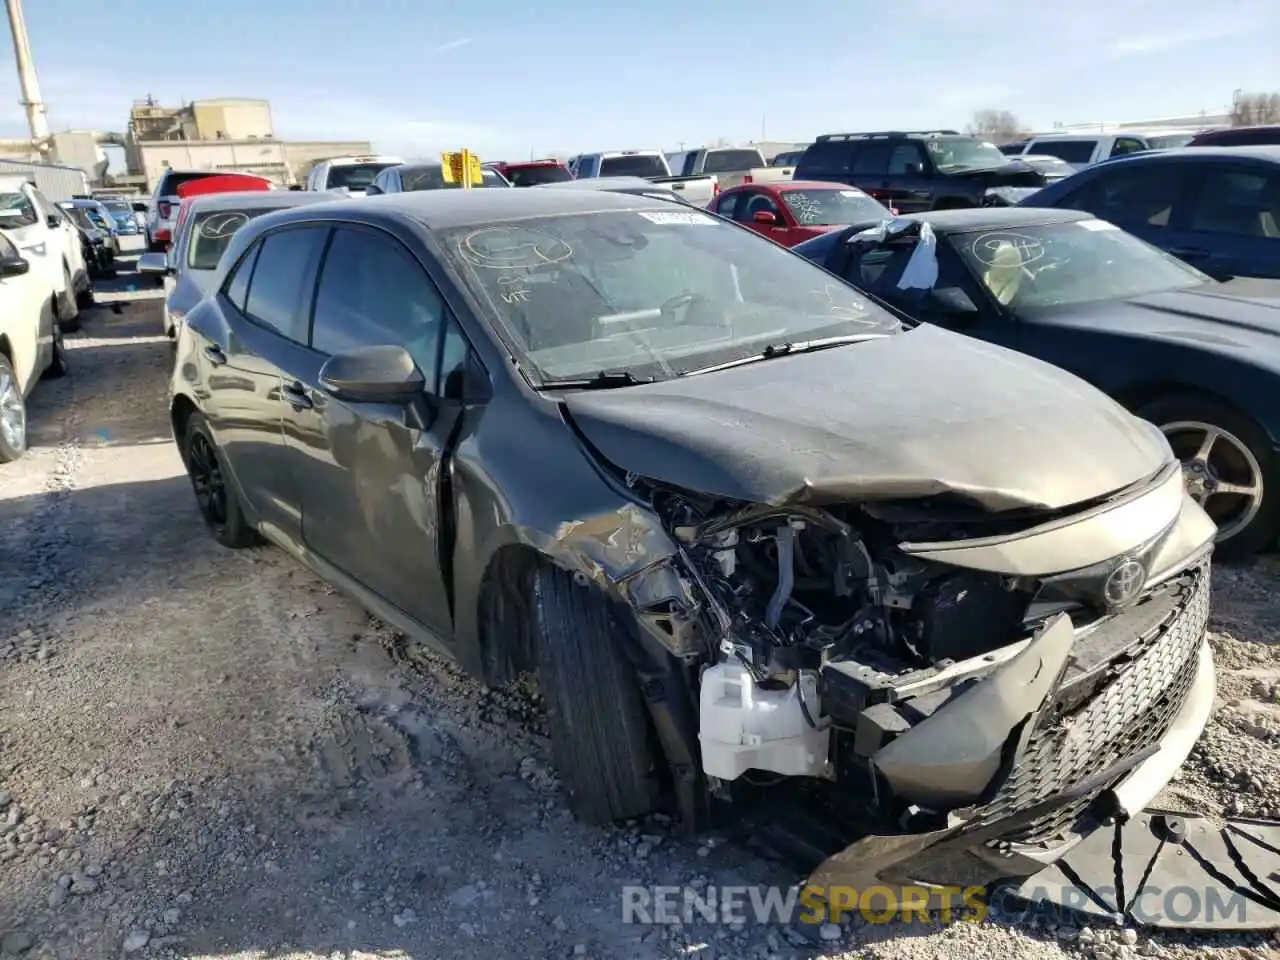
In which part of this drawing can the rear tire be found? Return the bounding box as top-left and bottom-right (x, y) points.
(531, 566), (662, 824)
(1136, 394), (1279, 560)
(43, 317), (68, 380)
(181, 411), (260, 549)
(57, 265), (82, 333)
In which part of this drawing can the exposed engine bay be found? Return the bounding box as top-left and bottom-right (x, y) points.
(618, 463), (1217, 856)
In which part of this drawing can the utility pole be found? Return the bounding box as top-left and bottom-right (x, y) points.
(4, 0), (50, 148)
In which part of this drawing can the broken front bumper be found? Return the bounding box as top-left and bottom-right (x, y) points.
(803, 561), (1269, 930)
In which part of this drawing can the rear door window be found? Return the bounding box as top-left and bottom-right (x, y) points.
(243, 226), (329, 340)
(851, 142), (891, 176)
(1029, 140), (1098, 164)
(1066, 163), (1191, 227)
(1186, 165), (1280, 238)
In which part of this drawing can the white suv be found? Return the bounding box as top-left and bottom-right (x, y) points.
(305, 156), (403, 197)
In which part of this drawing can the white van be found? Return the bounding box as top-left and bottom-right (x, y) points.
(305, 155), (403, 197)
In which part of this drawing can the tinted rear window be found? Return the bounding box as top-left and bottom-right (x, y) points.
(401, 166), (507, 190)
(702, 149), (765, 174)
(187, 208), (276, 270)
(504, 165), (573, 186)
(795, 140), (853, 174)
(326, 163), (399, 191)
(157, 171), (221, 197)
(599, 155), (668, 178)
(1030, 140), (1098, 164)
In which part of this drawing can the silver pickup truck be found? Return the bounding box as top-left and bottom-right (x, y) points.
(666, 145), (794, 191)
(566, 150), (718, 207)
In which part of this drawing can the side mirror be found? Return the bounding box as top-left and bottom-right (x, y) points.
(928, 286), (980, 315)
(288, 184), (303, 191)
(902, 162), (923, 176)
(137, 252), (170, 276)
(0, 255), (30, 277)
(753, 209), (778, 225)
(319, 345), (425, 404)
(365, 183), (383, 196)
(46, 213), (61, 229)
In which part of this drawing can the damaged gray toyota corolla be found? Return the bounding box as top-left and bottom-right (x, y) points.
(170, 190), (1269, 929)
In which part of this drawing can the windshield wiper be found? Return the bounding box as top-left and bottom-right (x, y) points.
(689, 334), (884, 376)
(537, 369), (656, 390)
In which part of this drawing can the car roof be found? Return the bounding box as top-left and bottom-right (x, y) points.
(889, 207), (1093, 232)
(183, 190), (338, 213)
(1098, 145), (1280, 163)
(266, 186), (691, 232)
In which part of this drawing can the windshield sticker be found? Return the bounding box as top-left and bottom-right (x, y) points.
(970, 231), (1046, 268)
(786, 194), (822, 224)
(497, 275), (532, 304)
(839, 190), (867, 198)
(1078, 219), (1120, 232)
(458, 226), (574, 269)
(636, 211), (716, 226)
(197, 212), (250, 239)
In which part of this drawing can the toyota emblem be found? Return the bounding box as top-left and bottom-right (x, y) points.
(1103, 558), (1146, 606)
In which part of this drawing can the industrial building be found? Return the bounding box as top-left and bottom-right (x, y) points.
(0, 0), (374, 192)
(117, 96), (372, 191)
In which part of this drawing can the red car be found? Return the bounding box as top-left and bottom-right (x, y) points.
(708, 180), (894, 247)
(487, 159), (573, 186)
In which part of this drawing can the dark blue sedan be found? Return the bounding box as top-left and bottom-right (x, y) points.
(1020, 146), (1280, 281)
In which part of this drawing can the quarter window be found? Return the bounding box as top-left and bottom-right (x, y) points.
(243, 227), (327, 339)
(310, 227), (447, 389)
(222, 241), (262, 312)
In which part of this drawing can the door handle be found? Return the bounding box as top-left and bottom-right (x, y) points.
(282, 381), (313, 411)
(1168, 247), (1209, 260)
(203, 345), (227, 366)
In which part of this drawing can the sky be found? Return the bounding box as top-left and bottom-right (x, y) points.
(0, 0), (1278, 165)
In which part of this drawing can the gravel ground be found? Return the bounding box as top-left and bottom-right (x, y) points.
(1, 258), (1278, 960)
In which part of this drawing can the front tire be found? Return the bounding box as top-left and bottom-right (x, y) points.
(0, 353), (28, 463)
(181, 411), (260, 548)
(1136, 394), (1279, 560)
(531, 565), (662, 824)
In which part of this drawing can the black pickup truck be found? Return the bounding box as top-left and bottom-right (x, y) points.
(793, 130), (1046, 212)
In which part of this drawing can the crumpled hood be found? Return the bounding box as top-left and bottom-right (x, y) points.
(563, 324), (1171, 512)
(1051, 281), (1280, 359)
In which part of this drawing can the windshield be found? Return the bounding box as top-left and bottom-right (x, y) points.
(84, 207), (112, 229)
(0, 191), (38, 226)
(62, 207), (93, 231)
(504, 165), (572, 186)
(952, 219), (1209, 311)
(441, 209), (900, 383)
(328, 163), (398, 191)
(1145, 133), (1195, 150)
(703, 149), (765, 174)
(598, 155), (668, 178)
(780, 188), (890, 226)
(186, 208), (275, 270)
(924, 137), (1009, 171)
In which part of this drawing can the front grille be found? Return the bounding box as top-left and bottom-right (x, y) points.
(978, 563), (1209, 847)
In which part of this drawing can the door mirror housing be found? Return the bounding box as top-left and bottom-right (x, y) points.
(319, 345), (426, 404)
(753, 209), (778, 225)
(46, 213), (62, 229)
(0, 255), (30, 277)
(902, 162), (923, 176)
(928, 286), (980, 315)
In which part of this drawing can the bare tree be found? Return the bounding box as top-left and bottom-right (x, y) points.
(967, 109), (1026, 144)
(1230, 91), (1280, 126)
(708, 136), (732, 148)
